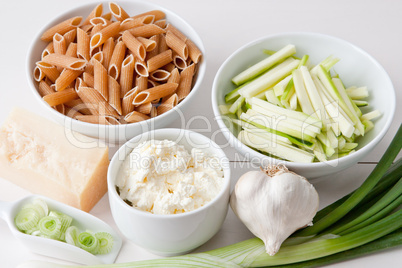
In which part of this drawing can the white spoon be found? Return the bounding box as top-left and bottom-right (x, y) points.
(0, 194), (122, 265)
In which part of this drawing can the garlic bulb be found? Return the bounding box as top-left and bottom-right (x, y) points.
(230, 165), (319, 256)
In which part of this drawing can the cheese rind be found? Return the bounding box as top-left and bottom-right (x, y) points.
(0, 107), (109, 212)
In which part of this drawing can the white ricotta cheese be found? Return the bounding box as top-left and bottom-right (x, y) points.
(116, 140), (224, 215)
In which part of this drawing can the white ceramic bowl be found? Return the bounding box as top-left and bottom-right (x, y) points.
(107, 128), (230, 256)
(26, 1), (206, 143)
(212, 32), (395, 179)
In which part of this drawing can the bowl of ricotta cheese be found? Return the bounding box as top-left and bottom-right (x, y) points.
(108, 128), (230, 256)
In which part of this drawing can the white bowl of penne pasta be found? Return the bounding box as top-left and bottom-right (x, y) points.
(211, 32), (395, 179)
(27, 1), (205, 143)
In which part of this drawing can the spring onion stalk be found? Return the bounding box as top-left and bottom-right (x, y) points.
(232, 44), (296, 86)
(228, 96), (245, 114)
(353, 100), (368, 107)
(296, 124), (402, 237)
(346, 86), (369, 100)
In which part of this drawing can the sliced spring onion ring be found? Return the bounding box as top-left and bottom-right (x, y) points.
(78, 231), (99, 254)
(15, 208), (40, 231)
(38, 216), (62, 239)
(95, 232), (114, 254)
(65, 226), (80, 246)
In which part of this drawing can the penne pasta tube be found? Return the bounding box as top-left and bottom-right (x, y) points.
(162, 68), (180, 101)
(43, 53), (87, 70)
(163, 62), (176, 72)
(147, 49), (172, 72)
(186, 39), (202, 64)
(127, 24), (165, 38)
(124, 111), (150, 123)
(150, 69), (170, 82)
(150, 106), (157, 118)
(75, 77), (87, 91)
(133, 10), (166, 21)
(36, 61), (61, 83)
(145, 35), (160, 60)
(94, 59), (109, 101)
(157, 93), (178, 115)
(119, 15), (155, 32)
(132, 82), (178, 105)
(90, 17), (111, 27)
(134, 58), (149, 77)
(154, 19), (167, 29)
(120, 54), (135, 97)
(165, 24), (187, 41)
(65, 43), (78, 58)
(54, 104), (65, 114)
(82, 3), (103, 25)
(102, 12), (113, 20)
(41, 42), (54, 59)
(102, 37), (115, 69)
(33, 66), (45, 82)
(77, 28), (91, 61)
(76, 86), (118, 116)
(81, 24), (94, 34)
(176, 63), (195, 101)
(166, 30), (188, 60)
(108, 75), (122, 115)
(64, 106), (84, 119)
(85, 51), (103, 75)
(76, 115), (113, 125)
(158, 33), (168, 52)
(63, 29), (77, 48)
(172, 52), (187, 70)
(83, 72), (95, 88)
(122, 31), (146, 61)
(38, 80), (55, 97)
(53, 33), (67, 55)
(43, 88), (78, 106)
(90, 45), (102, 58)
(109, 2), (130, 21)
(41, 16), (82, 42)
(147, 79), (159, 88)
(90, 21), (121, 50)
(135, 102), (152, 114)
(55, 69), (83, 91)
(108, 41), (126, 79)
(137, 36), (157, 52)
(64, 99), (92, 115)
(135, 75), (148, 91)
(90, 24), (104, 36)
(121, 87), (138, 115)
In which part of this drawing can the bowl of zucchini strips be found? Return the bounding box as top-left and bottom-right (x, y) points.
(27, 1), (205, 143)
(212, 32), (395, 178)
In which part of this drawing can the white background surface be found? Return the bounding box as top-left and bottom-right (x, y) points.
(0, 0), (401, 267)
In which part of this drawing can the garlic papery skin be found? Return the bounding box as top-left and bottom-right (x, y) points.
(230, 165), (319, 256)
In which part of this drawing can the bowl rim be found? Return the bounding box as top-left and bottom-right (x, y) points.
(107, 128), (231, 218)
(211, 31), (396, 168)
(26, 0), (206, 130)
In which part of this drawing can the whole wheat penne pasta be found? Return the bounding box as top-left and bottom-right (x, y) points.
(120, 54), (135, 97)
(63, 29), (77, 47)
(77, 28), (91, 61)
(150, 69), (170, 82)
(64, 106), (84, 119)
(132, 82), (178, 105)
(137, 36), (156, 52)
(90, 24), (105, 37)
(127, 24), (165, 38)
(165, 24), (187, 41)
(102, 37), (115, 69)
(172, 52), (187, 70)
(90, 45), (102, 58)
(55, 69), (83, 91)
(135, 58), (149, 77)
(38, 80), (55, 96)
(166, 31), (188, 60)
(44, 77), (53, 86)
(176, 63), (195, 101)
(150, 106), (157, 118)
(64, 99), (92, 115)
(36, 61), (61, 83)
(41, 42), (54, 59)
(167, 68), (180, 84)
(154, 19), (167, 29)
(102, 12), (112, 20)
(122, 31), (146, 61)
(76, 86), (118, 116)
(33, 66), (45, 82)
(90, 21), (120, 49)
(43, 88), (78, 106)
(107, 116), (121, 125)
(145, 35), (160, 60)
(94, 59), (109, 101)
(120, 15), (155, 31)
(81, 24), (94, 34)
(90, 17), (110, 27)
(85, 51), (103, 75)
(41, 16), (82, 42)
(54, 104), (65, 114)
(109, 2), (130, 21)
(147, 79), (159, 88)
(135, 75), (148, 91)
(158, 33), (168, 52)
(53, 33), (66, 55)
(65, 43), (78, 58)
(83, 72), (95, 88)
(135, 102), (152, 114)
(157, 93), (178, 115)
(108, 41), (126, 79)
(98, 101), (119, 117)
(75, 77), (87, 91)
(43, 53), (87, 70)
(133, 10), (166, 21)
(122, 87), (138, 115)
(108, 75), (122, 115)
(186, 39), (202, 63)
(151, 98), (161, 105)
(124, 111), (150, 123)
(76, 115), (111, 125)
(163, 62), (176, 72)
(147, 49), (172, 72)
(82, 3), (103, 25)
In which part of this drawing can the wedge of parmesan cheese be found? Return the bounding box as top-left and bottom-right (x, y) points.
(0, 107), (109, 212)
